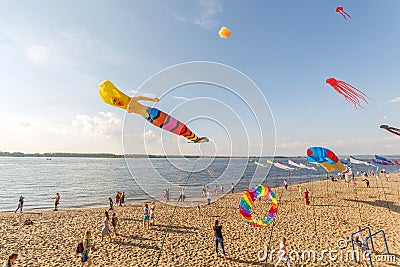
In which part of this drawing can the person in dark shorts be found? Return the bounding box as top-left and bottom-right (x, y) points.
(213, 220), (226, 259)
(112, 213), (119, 236)
(53, 193), (60, 211)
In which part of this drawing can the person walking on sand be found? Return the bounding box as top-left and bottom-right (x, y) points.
(108, 198), (114, 211)
(275, 237), (291, 267)
(220, 184), (224, 194)
(101, 211), (113, 242)
(213, 220), (226, 259)
(2, 253), (18, 267)
(363, 179), (370, 188)
(15, 196), (24, 213)
(284, 179), (288, 191)
(81, 230), (96, 267)
(143, 203), (150, 230)
(207, 190), (211, 205)
(196, 204), (201, 214)
(112, 213), (119, 236)
(304, 188), (310, 206)
(53, 193), (60, 211)
(149, 201), (155, 226)
(213, 186), (218, 197)
(231, 183), (234, 194)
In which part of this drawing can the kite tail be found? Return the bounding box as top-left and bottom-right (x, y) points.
(146, 108), (208, 143)
(343, 11), (351, 19)
(336, 81), (369, 108)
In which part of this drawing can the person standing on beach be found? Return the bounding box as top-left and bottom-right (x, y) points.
(304, 188), (310, 206)
(298, 185), (303, 195)
(283, 179), (288, 191)
(275, 237), (291, 267)
(354, 226), (364, 249)
(149, 201), (155, 226)
(81, 230), (95, 266)
(120, 192), (126, 206)
(213, 186), (218, 197)
(101, 211), (113, 242)
(220, 184), (224, 194)
(108, 198), (114, 211)
(231, 183), (234, 194)
(2, 253), (18, 267)
(15, 196), (24, 213)
(143, 203), (150, 230)
(53, 193), (60, 211)
(115, 192), (120, 206)
(207, 190), (211, 205)
(213, 220), (226, 259)
(112, 213), (119, 236)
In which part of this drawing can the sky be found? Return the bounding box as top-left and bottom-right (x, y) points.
(0, 0), (400, 156)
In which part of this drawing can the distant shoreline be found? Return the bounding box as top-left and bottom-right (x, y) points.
(0, 151), (295, 159)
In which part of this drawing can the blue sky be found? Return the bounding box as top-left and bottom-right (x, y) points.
(0, 0), (400, 156)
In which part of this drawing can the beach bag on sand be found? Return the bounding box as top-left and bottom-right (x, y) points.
(76, 242), (84, 254)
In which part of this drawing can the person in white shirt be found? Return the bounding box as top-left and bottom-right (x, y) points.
(275, 237), (291, 267)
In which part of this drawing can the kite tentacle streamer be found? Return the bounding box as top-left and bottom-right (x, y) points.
(326, 78), (369, 109)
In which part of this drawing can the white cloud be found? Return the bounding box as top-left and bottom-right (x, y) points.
(142, 130), (159, 143)
(72, 112), (122, 139)
(387, 97), (400, 104)
(166, 0), (222, 29)
(194, 0), (222, 29)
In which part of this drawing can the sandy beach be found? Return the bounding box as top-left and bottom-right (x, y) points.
(1, 174), (399, 266)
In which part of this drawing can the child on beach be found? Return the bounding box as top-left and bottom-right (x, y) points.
(15, 196), (24, 213)
(213, 220), (226, 259)
(298, 185), (303, 195)
(143, 203), (150, 230)
(304, 188), (310, 206)
(149, 201), (155, 226)
(275, 237), (291, 267)
(81, 230), (95, 266)
(101, 211), (113, 242)
(2, 253), (18, 267)
(112, 213), (119, 236)
(354, 226), (364, 249)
